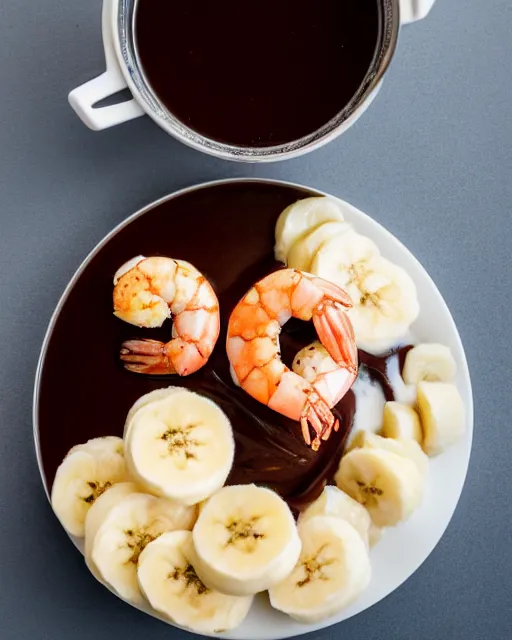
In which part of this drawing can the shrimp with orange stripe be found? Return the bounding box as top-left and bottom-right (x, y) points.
(226, 268), (358, 450)
(113, 256), (220, 376)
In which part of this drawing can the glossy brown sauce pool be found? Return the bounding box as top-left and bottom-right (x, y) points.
(38, 182), (409, 513)
(134, 0), (380, 147)
(359, 346), (414, 402)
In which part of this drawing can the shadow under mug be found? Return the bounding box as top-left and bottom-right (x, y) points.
(69, 0), (436, 163)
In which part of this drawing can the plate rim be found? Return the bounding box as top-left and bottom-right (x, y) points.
(33, 177), (474, 638)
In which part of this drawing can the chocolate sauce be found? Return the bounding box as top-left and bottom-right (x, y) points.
(359, 345), (414, 401)
(37, 182), (407, 512)
(134, 0), (380, 147)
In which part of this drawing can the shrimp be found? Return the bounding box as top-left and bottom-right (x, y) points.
(113, 256), (220, 376)
(226, 268), (358, 450)
(292, 341), (352, 409)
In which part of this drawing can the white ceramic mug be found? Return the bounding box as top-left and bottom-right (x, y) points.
(69, 0), (437, 163)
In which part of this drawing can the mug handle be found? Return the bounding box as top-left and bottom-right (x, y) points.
(68, 0), (144, 131)
(399, 0), (436, 23)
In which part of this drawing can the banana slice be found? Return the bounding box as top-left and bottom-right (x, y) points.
(292, 341), (338, 383)
(85, 481), (141, 579)
(274, 197), (347, 263)
(311, 227), (380, 277)
(269, 516), (371, 623)
(138, 531), (253, 633)
(348, 430), (428, 477)
(190, 484), (301, 596)
(125, 389), (234, 505)
(342, 256), (419, 351)
(51, 440), (129, 537)
(124, 387), (182, 439)
(402, 343), (457, 386)
(84, 482), (197, 580)
(298, 486), (371, 548)
(196, 499), (208, 516)
(368, 524), (383, 547)
(335, 448), (425, 527)
(68, 435), (124, 459)
(416, 382), (465, 456)
(91, 492), (196, 605)
(381, 401), (423, 443)
(311, 231), (419, 350)
(287, 221), (351, 272)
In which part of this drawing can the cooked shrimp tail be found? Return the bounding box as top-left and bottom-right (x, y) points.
(120, 337), (208, 376)
(120, 339), (173, 375)
(302, 391), (340, 450)
(310, 276), (353, 309)
(313, 303), (358, 377)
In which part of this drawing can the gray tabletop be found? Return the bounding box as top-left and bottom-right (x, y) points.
(1, 0), (511, 638)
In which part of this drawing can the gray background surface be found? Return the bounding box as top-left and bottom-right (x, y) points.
(1, 0), (511, 638)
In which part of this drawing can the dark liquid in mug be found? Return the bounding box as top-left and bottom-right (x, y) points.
(135, 0), (380, 147)
(38, 183), (408, 513)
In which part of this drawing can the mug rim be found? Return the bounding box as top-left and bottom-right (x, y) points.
(114, 0), (400, 162)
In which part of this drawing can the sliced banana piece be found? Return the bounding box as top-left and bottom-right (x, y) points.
(402, 344), (457, 385)
(381, 401), (423, 443)
(51, 441), (129, 537)
(68, 435), (124, 459)
(125, 389), (234, 505)
(292, 341), (338, 384)
(124, 387), (182, 439)
(368, 524), (383, 548)
(311, 231), (419, 350)
(298, 486), (371, 548)
(269, 516), (371, 623)
(345, 256), (419, 351)
(91, 492), (196, 605)
(348, 430), (428, 477)
(417, 382), (465, 456)
(138, 531), (253, 634)
(287, 221), (351, 272)
(311, 228), (380, 277)
(190, 484), (301, 596)
(85, 481), (141, 579)
(274, 197), (347, 263)
(335, 448), (424, 527)
(85, 482), (197, 578)
(196, 499), (208, 516)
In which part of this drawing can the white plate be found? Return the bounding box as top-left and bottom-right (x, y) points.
(33, 178), (473, 640)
